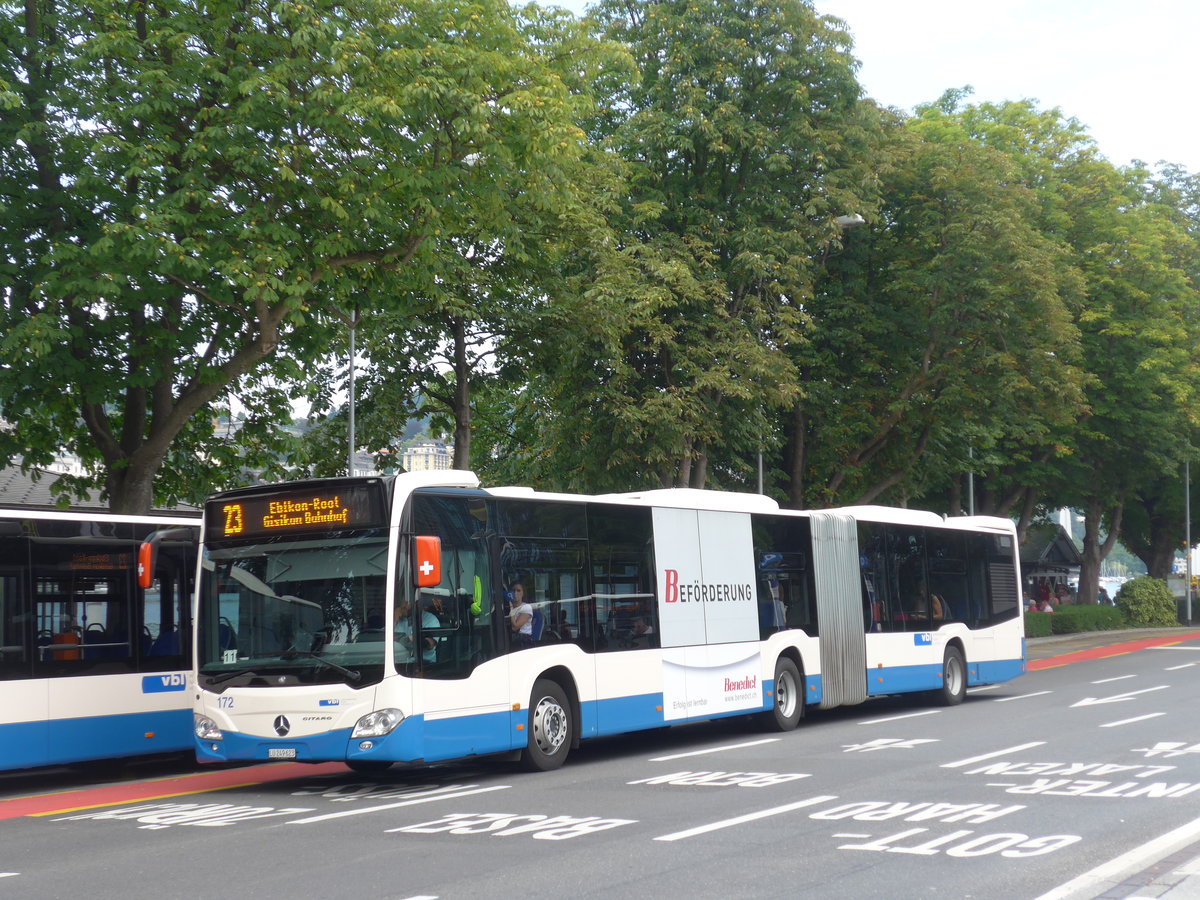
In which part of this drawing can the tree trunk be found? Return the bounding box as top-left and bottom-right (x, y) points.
(948, 477), (963, 517)
(1077, 498), (1124, 605)
(106, 460), (161, 515)
(1142, 522), (1179, 581)
(676, 436), (694, 488)
(1014, 488), (1038, 544)
(785, 404), (806, 509)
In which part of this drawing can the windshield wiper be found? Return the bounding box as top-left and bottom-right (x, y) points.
(278, 649), (361, 683)
(205, 667), (260, 685)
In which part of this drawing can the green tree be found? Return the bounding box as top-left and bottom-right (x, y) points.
(1119, 163), (1200, 580)
(901, 99), (1200, 603)
(1029, 164), (1199, 599)
(1, 0), (595, 510)
(789, 98), (1086, 510)
(539, 0), (874, 491)
(292, 4), (630, 479)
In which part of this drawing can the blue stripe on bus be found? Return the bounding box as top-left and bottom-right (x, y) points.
(197, 725), (358, 765)
(807, 673), (824, 705)
(865, 657), (1025, 696)
(590, 691), (667, 736)
(974, 657), (1025, 684)
(0, 708), (192, 770)
(422, 710), (514, 761)
(198, 660), (1021, 767)
(866, 662), (945, 695)
(0, 720), (48, 770)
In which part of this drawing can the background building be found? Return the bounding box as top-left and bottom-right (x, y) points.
(401, 440), (453, 472)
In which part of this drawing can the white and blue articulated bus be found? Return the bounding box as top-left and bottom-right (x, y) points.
(0, 508), (198, 771)
(192, 472), (1025, 772)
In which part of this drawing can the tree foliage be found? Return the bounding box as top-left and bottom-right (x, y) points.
(1116, 576), (1180, 628)
(790, 101), (1086, 509)
(3, 0), (1200, 595)
(1, 0), (598, 510)
(519, 0), (875, 490)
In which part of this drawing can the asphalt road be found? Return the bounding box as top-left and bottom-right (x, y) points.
(3, 628), (1200, 900)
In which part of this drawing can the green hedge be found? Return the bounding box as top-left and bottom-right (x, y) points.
(1024, 611), (1054, 637)
(1024, 604), (1127, 636)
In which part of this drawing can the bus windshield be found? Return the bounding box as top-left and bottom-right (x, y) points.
(196, 532), (389, 689)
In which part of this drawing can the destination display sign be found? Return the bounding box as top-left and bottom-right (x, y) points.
(206, 484), (386, 540)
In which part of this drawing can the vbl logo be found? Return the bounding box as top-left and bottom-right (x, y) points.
(142, 673), (187, 693)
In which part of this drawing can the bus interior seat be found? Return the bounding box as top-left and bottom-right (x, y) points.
(149, 628), (180, 656)
(83, 624), (107, 659)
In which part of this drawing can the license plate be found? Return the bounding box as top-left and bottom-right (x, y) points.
(267, 747), (297, 759)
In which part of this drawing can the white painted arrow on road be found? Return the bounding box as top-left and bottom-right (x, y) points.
(1071, 685), (1170, 707)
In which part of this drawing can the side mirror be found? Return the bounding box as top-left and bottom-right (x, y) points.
(414, 536), (442, 588)
(137, 527), (195, 589)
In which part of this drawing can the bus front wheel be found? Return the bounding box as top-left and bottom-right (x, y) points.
(938, 646), (967, 706)
(760, 657), (804, 731)
(521, 679), (572, 771)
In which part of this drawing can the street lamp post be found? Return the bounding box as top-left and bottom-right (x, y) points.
(346, 310), (361, 477)
(1187, 459), (1193, 623)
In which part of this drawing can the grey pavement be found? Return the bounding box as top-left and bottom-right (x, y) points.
(1025, 626), (1200, 900)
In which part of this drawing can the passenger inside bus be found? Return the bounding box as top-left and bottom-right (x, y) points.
(897, 580), (944, 624)
(507, 582), (534, 648)
(395, 598), (437, 663)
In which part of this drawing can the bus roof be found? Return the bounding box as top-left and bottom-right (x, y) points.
(483, 483), (779, 513)
(595, 487), (779, 513)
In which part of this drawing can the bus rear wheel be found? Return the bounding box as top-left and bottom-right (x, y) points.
(521, 679), (572, 771)
(760, 657), (804, 732)
(938, 646), (967, 706)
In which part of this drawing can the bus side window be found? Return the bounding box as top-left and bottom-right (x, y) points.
(0, 571), (28, 673)
(927, 529), (969, 624)
(857, 523), (893, 632)
(141, 544), (191, 667)
(588, 504), (655, 654)
(752, 514), (817, 639)
(889, 525), (928, 632)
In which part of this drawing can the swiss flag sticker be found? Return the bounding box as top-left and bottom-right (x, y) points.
(415, 535), (442, 588)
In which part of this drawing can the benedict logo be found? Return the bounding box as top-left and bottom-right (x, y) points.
(663, 569), (753, 604)
(724, 675), (757, 692)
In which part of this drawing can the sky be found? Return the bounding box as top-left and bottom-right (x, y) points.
(553, 0), (1200, 174)
(812, 0), (1199, 173)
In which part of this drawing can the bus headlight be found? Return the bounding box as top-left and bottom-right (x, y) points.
(194, 714), (223, 741)
(351, 709), (405, 738)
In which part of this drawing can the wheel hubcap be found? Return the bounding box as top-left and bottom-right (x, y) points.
(777, 671), (797, 717)
(532, 696), (568, 754)
(947, 658), (963, 694)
